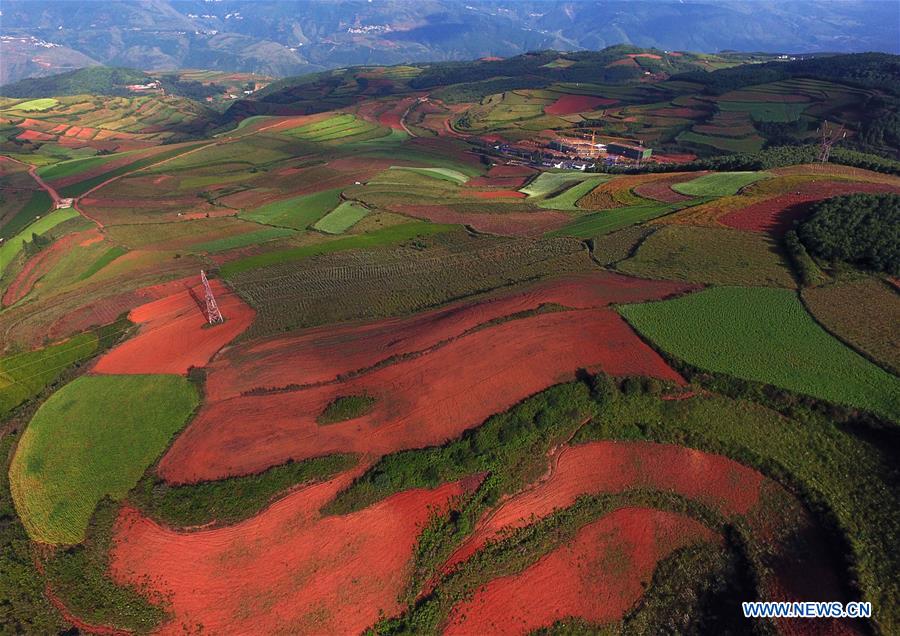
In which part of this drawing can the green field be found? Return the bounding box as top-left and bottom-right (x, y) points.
(0, 334), (99, 419)
(10, 374), (199, 544)
(390, 166), (469, 184)
(0, 190), (53, 241)
(620, 286), (900, 420)
(521, 171), (602, 198)
(618, 225), (795, 287)
(536, 176), (610, 210)
(284, 114), (387, 143)
(77, 246), (127, 281)
(7, 98), (59, 112)
(221, 221), (457, 277)
(38, 145), (199, 198)
(549, 199), (706, 238)
(191, 227), (295, 253)
(312, 200), (369, 234)
(0, 208), (80, 275)
(240, 189), (343, 229)
(672, 171), (770, 197)
(718, 101), (808, 122)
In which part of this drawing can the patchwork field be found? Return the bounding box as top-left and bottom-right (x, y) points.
(620, 286), (900, 420)
(2, 48), (898, 636)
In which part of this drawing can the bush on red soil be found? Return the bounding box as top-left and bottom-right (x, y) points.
(110, 471), (468, 635)
(444, 508), (716, 635)
(720, 181), (900, 234)
(159, 274), (694, 483)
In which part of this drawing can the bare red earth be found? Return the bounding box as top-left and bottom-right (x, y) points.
(545, 95), (618, 116)
(42, 277), (194, 343)
(17, 129), (55, 141)
(465, 190), (527, 199)
(92, 278), (254, 375)
(445, 441), (764, 569)
(378, 97), (417, 130)
(444, 508), (716, 635)
(110, 471), (467, 635)
(720, 181), (900, 234)
(632, 173), (702, 203)
(159, 275), (692, 483)
(205, 272), (696, 401)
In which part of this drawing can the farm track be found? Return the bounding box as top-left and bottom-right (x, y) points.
(1, 155), (61, 205)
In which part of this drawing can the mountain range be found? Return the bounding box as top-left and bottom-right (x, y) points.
(2, 0), (899, 85)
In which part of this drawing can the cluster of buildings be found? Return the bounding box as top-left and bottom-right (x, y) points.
(479, 135), (653, 171)
(549, 135), (652, 162)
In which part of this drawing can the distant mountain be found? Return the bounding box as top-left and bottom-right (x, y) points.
(2, 0), (898, 85)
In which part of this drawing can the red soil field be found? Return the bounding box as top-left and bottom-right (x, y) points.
(444, 508), (716, 635)
(378, 97), (417, 130)
(19, 118), (55, 131)
(205, 272), (697, 401)
(466, 164), (536, 189)
(485, 165), (536, 178)
(545, 95), (618, 116)
(92, 278), (254, 375)
(632, 172), (701, 203)
(720, 181), (900, 234)
(465, 190), (527, 199)
(445, 441), (764, 569)
(30, 276), (199, 346)
(394, 203), (571, 237)
(2, 230), (101, 307)
(159, 279), (692, 483)
(608, 57), (640, 69)
(465, 177), (531, 189)
(17, 129), (55, 141)
(110, 471), (468, 635)
(628, 53), (663, 59)
(649, 151), (701, 165)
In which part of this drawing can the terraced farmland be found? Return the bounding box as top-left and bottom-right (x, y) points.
(1, 47), (898, 636)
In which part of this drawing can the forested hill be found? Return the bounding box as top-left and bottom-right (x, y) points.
(0, 68), (153, 98)
(676, 53), (900, 96)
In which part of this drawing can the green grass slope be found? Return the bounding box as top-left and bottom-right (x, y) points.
(10, 374), (199, 544)
(672, 171), (770, 197)
(0, 208), (79, 275)
(240, 189), (343, 230)
(312, 201), (369, 234)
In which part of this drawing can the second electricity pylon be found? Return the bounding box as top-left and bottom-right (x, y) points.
(201, 270), (224, 325)
(818, 120), (846, 163)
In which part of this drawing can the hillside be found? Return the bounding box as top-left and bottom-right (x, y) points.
(1, 47), (898, 636)
(2, 0), (899, 84)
